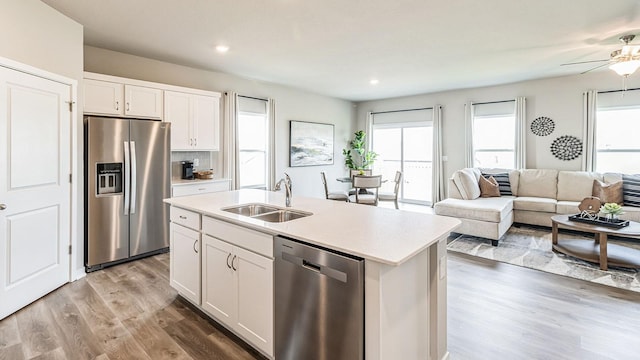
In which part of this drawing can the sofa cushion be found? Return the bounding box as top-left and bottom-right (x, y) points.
(620, 206), (640, 222)
(434, 197), (514, 223)
(592, 180), (623, 205)
(622, 174), (640, 207)
(556, 201), (580, 215)
(479, 176), (500, 197)
(452, 168), (481, 200)
(481, 168), (519, 196)
(518, 169), (558, 198)
(513, 197), (557, 213)
(557, 171), (602, 201)
(604, 172), (623, 184)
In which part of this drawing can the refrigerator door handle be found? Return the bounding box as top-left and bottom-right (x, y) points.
(123, 141), (130, 215)
(130, 141), (137, 214)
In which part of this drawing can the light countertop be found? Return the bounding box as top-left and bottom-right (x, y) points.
(164, 189), (460, 265)
(171, 178), (231, 186)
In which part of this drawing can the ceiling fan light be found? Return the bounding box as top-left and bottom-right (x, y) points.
(609, 60), (640, 76)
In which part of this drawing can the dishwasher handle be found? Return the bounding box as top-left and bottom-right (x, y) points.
(282, 251), (347, 283)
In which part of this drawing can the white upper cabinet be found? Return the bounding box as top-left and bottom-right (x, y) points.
(83, 75), (163, 119)
(165, 90), (220, 151)
(83, 79), (124, 116)
(124, 85), (163, 119)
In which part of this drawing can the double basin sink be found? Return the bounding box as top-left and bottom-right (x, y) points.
(222, 203), (312, 223)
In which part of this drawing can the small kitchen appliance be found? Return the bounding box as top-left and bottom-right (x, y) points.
(181, 161), (194, 180)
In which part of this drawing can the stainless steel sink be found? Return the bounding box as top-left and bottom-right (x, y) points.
(252, 209), (312, 223)
(221, 203), (312, 222)
(222, 203), (280, 217)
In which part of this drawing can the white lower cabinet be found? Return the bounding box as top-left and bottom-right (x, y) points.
(169, 222), (201, 305)
(202, 234), (274, 357)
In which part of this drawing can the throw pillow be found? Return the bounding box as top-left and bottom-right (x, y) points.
(622, 174), (640, 207)
(592, 180), (623, 205)
(482, 172), (512, 196)
(453, 168), (481, 200)
(479, 176), (501, 198)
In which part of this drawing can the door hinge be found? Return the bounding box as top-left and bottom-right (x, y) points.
(68, 245), (72, 255)
(66, 101), (75, 112)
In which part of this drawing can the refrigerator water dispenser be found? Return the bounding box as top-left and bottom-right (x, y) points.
(96, 163), (122, 195)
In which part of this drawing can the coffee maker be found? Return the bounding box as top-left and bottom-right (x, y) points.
(181, 161), (194, 180)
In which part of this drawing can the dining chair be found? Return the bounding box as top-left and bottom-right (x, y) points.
(378, 171), (402, 209)
(349, 169), (373, 195)
(320, 172), (348, 201)
(348, 175), (382, 206)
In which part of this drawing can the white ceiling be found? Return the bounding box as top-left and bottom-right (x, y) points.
(42, 0), (640, 101)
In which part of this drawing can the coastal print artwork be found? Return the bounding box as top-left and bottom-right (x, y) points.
(290, 121), (334, 167)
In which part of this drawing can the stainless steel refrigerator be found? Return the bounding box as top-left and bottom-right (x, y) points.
(84, 116), (171, 272)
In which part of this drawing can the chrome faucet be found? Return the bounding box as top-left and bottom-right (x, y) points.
(274, 173), (292, 207)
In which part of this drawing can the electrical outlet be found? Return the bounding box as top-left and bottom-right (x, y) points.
(193, 158), (200, 167)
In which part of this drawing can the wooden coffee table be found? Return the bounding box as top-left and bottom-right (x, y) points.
(551, 214), (640, 270)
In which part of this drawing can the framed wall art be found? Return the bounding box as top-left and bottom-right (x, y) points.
(289, 120), (334, 167)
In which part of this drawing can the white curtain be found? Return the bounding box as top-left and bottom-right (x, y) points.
(267, 98), (277, 190)
(365, 111), (374, 150)
(224, 91), (240, 189)
(514, 96), (527, 169)
(432, 105), (445, 204)
(582, 90), (598, 171)
(464, 103), (474, 167)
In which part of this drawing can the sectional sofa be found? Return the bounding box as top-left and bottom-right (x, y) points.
(433, 168), (640, 245)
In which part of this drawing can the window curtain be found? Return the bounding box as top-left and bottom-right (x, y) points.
(582, 90), (598, 171)
(464, 103), (474, 168)
(267, 98), (277, 190)
(224, 91), (240, 189)
(432, 105), (445, 204)
(365, 111), (374, 149)
(514, 96), (526, 169)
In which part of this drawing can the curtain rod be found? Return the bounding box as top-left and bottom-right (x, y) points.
(224, 92), (268, 102)
(471, 99), (515, 106)
(598, 87), (640, 94)
(371, 107), (433, 115)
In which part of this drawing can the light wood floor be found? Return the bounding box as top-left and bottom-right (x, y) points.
(2, 251), (640, 359)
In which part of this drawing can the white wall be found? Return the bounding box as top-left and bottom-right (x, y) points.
(1, 0), (85, 278)
(356, 71), (634, 182)
(84, 46), (355, 198)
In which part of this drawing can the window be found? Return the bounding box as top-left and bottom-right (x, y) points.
(237, 96), (270, 189)
(371, 109), (433, 205)
(471, 101), (516, 169)
(595, 106), (640, 173)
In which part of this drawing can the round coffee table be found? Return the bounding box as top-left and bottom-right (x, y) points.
(551, 214), (640, 270)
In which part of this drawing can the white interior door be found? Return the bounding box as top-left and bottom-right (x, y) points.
(0, 66), (71, 320)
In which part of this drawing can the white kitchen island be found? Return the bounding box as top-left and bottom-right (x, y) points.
(164, 189), (460, 360)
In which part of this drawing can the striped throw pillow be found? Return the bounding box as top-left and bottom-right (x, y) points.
(622, 174), (640, 207)
(482, 172), (512, 196)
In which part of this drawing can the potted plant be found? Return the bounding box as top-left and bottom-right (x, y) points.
(342, 130), (378, 172)
(600, 202), (624, 221)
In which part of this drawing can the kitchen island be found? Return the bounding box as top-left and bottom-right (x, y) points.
(164, 189), (460, 360)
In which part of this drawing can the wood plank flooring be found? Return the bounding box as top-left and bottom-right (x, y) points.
(2, 251), (640, 359)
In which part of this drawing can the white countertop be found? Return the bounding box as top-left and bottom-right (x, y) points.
(171, 178), (231, 186)
(164, 189), (460, 265)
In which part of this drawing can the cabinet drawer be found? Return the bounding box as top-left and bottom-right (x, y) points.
(172, 181), (230, 197)
(170, 206), (200, 230)
(202, 217), (273, 258)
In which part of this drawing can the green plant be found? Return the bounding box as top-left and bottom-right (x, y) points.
(342, 130), (378, 170)
(600, 202), (624, 216)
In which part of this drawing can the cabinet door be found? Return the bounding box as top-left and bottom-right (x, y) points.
(164, 91), (192, 150)
(125, 85), (163, 119)
(83, 79), (123, 115)
(192, 94), (220, 150)
(202, 235), (236, 324)
(170, 223), (201, 304)
(234, 246), (274, 356)
(172, 181), (231, 197)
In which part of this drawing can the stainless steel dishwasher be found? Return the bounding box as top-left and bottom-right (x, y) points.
(274, 236), (364, 360)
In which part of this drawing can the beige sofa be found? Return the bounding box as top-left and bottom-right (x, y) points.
(434, 168), (640, 245)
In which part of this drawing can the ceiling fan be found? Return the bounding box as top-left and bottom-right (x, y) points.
(562, 34), (640, 76)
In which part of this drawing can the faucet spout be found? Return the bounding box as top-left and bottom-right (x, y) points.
(274, 173), (292, 207)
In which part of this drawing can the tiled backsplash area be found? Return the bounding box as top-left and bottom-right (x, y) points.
(171, 151), (220, 180)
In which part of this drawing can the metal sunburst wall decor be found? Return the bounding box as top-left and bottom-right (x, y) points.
(550, 135), (583, 161)
(531, 116), (555, 136)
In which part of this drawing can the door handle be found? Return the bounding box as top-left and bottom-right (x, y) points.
(193, 239), (198, 254)
(123, 141), (130, 215)
(115, 101), (119, 111)
(0, 204), (6, 210)
(226, 253), (232, 269)
(231, 255), (237, 271)
(130, 141), (137, 214)
(126, 102), (130, 112)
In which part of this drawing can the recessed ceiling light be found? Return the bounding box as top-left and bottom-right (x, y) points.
(215, 45), (229, 53)
(370, 79), (379, 85)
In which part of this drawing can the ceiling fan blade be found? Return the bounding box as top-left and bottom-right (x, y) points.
(580, 62), (610, 74)
(561, 59), (609, 66)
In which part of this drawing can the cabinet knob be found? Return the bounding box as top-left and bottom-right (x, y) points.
(179, 215), (187, 219)
(0, 204), (6, 211)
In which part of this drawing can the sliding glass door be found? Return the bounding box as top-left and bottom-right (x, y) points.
(372, 122), (432, 205)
